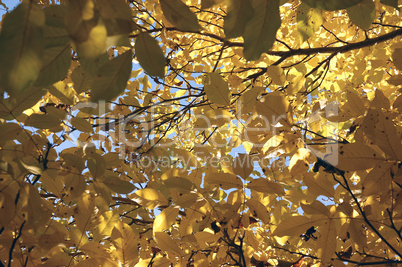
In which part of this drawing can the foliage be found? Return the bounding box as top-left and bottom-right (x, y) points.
(1, 0), (402, 266)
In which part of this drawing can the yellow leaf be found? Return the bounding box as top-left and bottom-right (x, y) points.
(154, 231), (183, 256)
(362, 109), (402, 160)
(111, 221), (139, 265)
(246, 198), (270, 224)
(160, 0), (201, 31)
(80, 242), (108, 258)
(348, 219), (367, 248)
(247, 178), (284, 195)
(205, 172), (243, 190)
(289, 148), (316, 176)
(273, 215), (323, 237)
(255, 91), (290, 127)
(203, 73), (231, 106)
(362, 162), (394, 196)
(233, 153), (254, 179)
(153, 206), (179, 234)
(238, 86), (264, 114)
(194, 231), (220, 249)
(130, 188), (168, 209)
(346, 90), (366, 117)
(71, 117), (93, 133)
(48, 81), (76, 106)
(135, 32), (166, 78)
(0, 122), (22, 142)
(24, 113), (62, 129)
(75, 193), (97, 233)
(303, 172), (335, 198)
(392, 48), (402, 70)
(163, 177), (195, 194)
(266, 66), (285, 86)
(101, 176), (136, 194)
(327, 143), (384, 171)
(301, 200), (330, 217)
(316, 219), (337, 264)
(87, 153), (106, 178)
(297, 3), (323, 42)
(0, 189), (16, 227)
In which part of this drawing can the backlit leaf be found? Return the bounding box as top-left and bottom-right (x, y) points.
(267, 65), (286, 86)
(135, 32), (166, 78)
(273, 215), (323, 237)
(302, 0), (364, 11)
(362, 109), (402, 160)
(203, 72), (231, 106)
(297, 3), (323, 42)
(392, 48), (402, 70)
(48, 81), (76, 105)
(153, 206), (179, 233)
(0, 1), (45, 95)
(224, 0), (253, 39)
(330, 143), (384, 171)
(101, 176), (136, 194)
(91, 50), (132, 102)
(35, 5), (71, 87)
(255, 91), (290, 127)
(111, 221), (139, 265)
(347, 0), (376, 30)
(0, 123), (22, 142)
(205, 172), (243, 190)
(380, 0), (398, 9)
(131, 188), (169, 209)
(233, 153), (254, 179)
(243, 0), (281, 61)
(247, 179), (285, 195)
(246, 198), (270, 224)
(154, 231), (182, 256)
(160, 0), (201, 31)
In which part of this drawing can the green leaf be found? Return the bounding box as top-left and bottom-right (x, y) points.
(101, 176), (136, 194)
(80, 53), (109, 75)
(302, 0), (364, 11)
(243, 0), (281, 61)
(347, 0), (376, 30)
(224, 0), (253, 39)
(204, 172), (243, 190)
(91, 50), (132, 102)
(203, 72), (231, 106)
(380, 0), (398, 9)
(35, 5), (71, 87)
(65, 0), (107, 59)
(160, 0), (201, 31)
(135, 32), (166, 78)
(71, 66), (94, 94)
(97, 0), (135, 39)
(297, 3), (323, 42)
(0, 1), (45, 95)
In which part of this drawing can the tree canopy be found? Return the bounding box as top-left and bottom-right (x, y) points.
(1, 0), (402, 266)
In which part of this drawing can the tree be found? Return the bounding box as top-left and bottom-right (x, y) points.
(0, 0), (402, 265)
